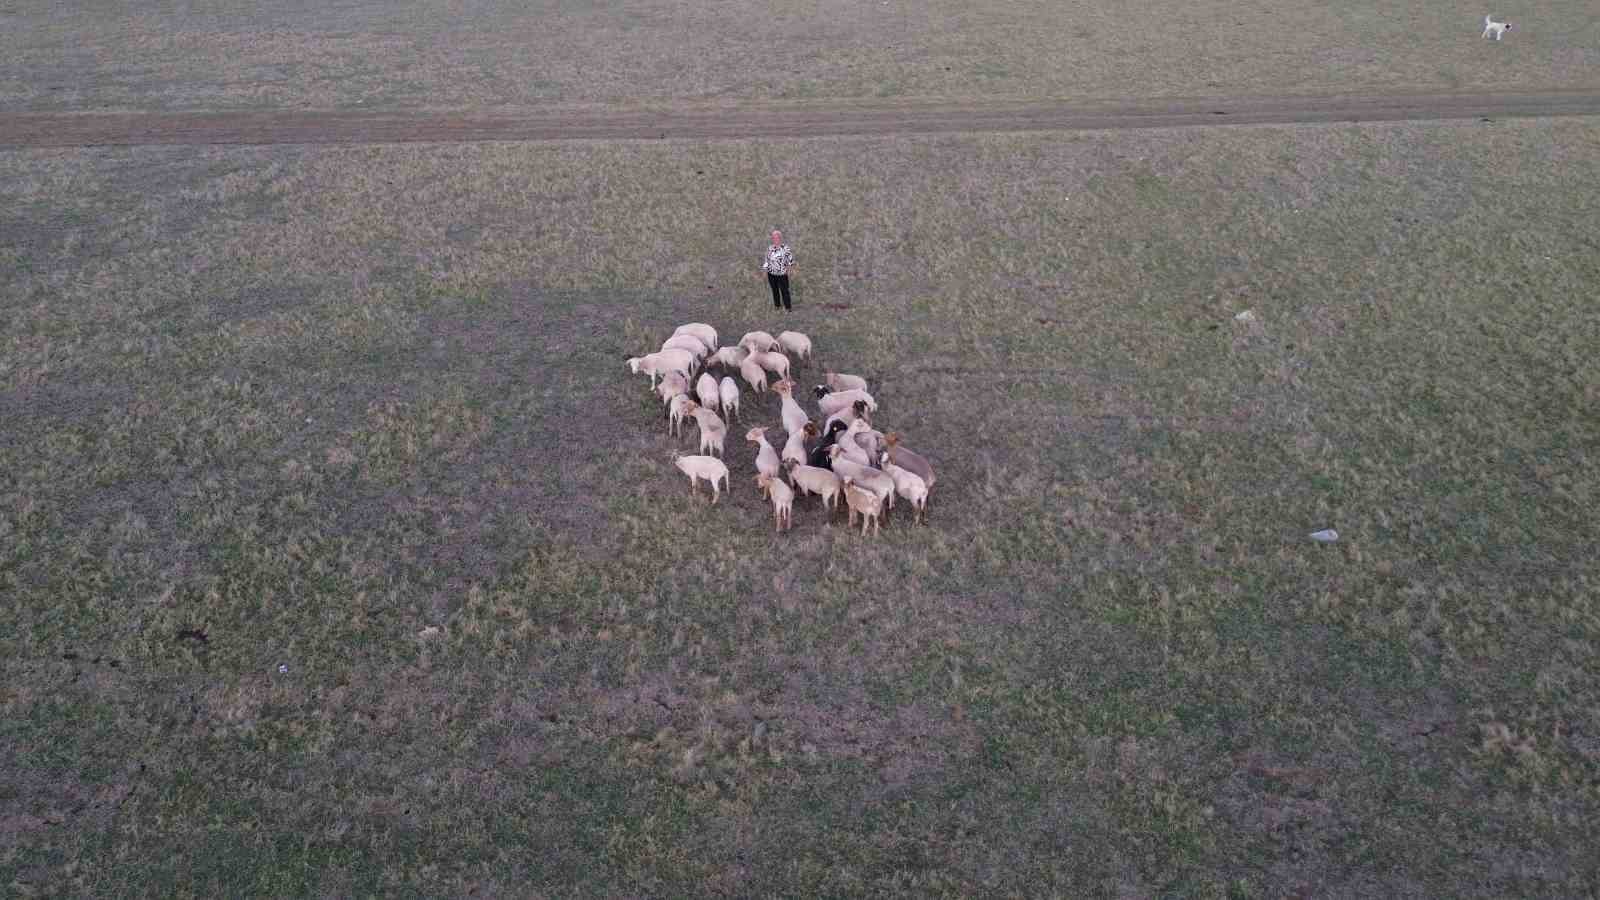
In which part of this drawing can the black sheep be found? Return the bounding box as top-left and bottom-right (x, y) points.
(808, 419), (849, 470)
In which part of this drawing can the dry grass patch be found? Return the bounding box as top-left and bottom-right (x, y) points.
(2, 119), (1598, 895)
(2, 0), (1599, 111)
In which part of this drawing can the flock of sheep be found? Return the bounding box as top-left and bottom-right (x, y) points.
(625, 324), (937, 536)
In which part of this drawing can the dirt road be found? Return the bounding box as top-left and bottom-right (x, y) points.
(2, 90), (1597, 148)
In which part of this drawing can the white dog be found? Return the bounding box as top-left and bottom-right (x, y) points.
(1482, 15), (1513, 40)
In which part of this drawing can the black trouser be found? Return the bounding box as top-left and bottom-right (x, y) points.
(767, 273), (792, 310)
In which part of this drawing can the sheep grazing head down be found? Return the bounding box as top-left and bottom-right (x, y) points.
(745, 426), (767, 443)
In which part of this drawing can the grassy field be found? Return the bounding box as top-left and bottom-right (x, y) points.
(3, 118), (1598, 895)
(3, 0), (1599, 112)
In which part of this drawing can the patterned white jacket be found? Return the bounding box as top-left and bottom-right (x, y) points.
(762, 244), (795, 276)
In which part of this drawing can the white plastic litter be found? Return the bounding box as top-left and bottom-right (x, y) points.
(1309, 529), (1339, 543)
(278, 663), (289, 674)
(1235, 309), (1257, 322)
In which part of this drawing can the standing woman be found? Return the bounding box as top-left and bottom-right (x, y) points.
(761, 229), (796, 312)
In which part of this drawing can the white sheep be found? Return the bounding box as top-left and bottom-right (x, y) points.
(655, 371), (690, 407)
(709, 345), (749, 370)
(822, 372), (868, 393)
(750, 349), (791, 382)
(739, 331), (780, 353)
(755, 473), (794, 532)
(695, 372), (720, 414)
(840, 476), (884, 537)
(828, 446), (895, 508)
(673, 323), (718, 353)
(718, 376), (741, 422)
(845, 418), (886, 461)
(822, 398), (870, 434)
(746, 426), (782, 492)
(667, 393), (695, 437)
(776, 331), (812, 363)
(771, 379), (810, 438)
(781, 422), (812, 468)
(785, 459), (842, 512)
(627, 349), (696, 388)
(830, 427), (873, 467)
(881, 459), (929, 524)
(673, 452), (730, 504)
(682, 400), (728, 457)
(738, 355), (769, 394)
(661, 334), (710, 361)
(817, 388), (877, 417)
(825, 419), (877, 467)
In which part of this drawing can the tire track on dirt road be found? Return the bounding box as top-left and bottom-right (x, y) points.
(2, 90), (1598, 148)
